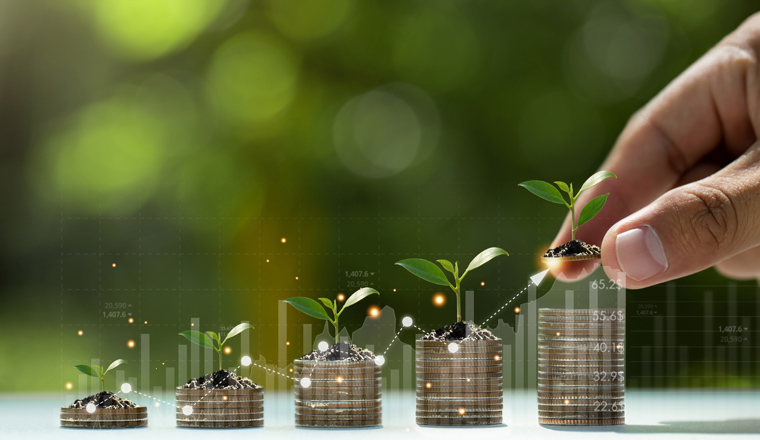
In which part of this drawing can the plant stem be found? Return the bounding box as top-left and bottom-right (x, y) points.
(570, 202), (576, 241)
(333, 320), (339, 345)
(101, 377), (104, 393)
(218, 349), (222, 371)
(454, 277), (462, 322)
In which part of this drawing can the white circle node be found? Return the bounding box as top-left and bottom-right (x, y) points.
(300, 377), (312, 388)
(241, 356), (252, 366)
(374, 355), (385, 366)
(182, 405), (193, 416)
(85, 403), (96, 413)
(120, 383), (132, 393)
(448, 342), (459, 353)
(318, 341), (329, 351)
(402, 317), (413, 327)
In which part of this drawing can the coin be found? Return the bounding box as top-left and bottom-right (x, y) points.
(60, 406), (148, 429)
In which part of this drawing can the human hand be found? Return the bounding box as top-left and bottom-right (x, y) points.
(550, 13), (760, 289)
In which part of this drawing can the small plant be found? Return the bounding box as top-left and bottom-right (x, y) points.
(396, 247), (509, 322)
(74, 359), (127, 392)
(285, 287), (380, 345)
(519, 171), (617, 241)
(179, 322), (253, 370)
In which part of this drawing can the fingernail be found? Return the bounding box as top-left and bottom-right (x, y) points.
(615, 226), (668, 281)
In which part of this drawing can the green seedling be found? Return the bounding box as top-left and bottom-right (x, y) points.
(396, 247), (509, 322)
(285, 287), (380, 345)
(74, 359), (126, 392)
(519, 171), (617, 241)
(179, 322), (253, 371)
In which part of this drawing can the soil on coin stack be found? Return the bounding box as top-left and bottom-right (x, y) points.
(300, 341), (376, 361)
(543, 240), (600, 258)
(69, 391), (137, 409)
(183, 369), (259, 390)
(421, 321), (496, 341)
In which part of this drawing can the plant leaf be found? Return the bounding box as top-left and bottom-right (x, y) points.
(206, 331), (220, 342)
(104, 359), (126, 375)
(74, 365), (100, 379)
(284, 297), (331, 321)
(221, 323), (254, 345)
(518, 180), (567, 205)
(395, 259), (450, 286)
(179, 330), (216, 350)
(343, 287), (380, 309)
(437, 259), (455, 274)
(577, 193), (609, 228)
(554, 181), (571, 196)
(464, 247), (509, 274)
(318, 297), (334, 308)
(577, 171), (616, 197)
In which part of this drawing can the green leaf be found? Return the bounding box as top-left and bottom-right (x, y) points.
(318, 298), (334, 308)
(206, 331), (220, 342)
(284, 297), (331, 321)
(577, 171), (616, 197)
(437, 259), (455, 274)
(395, 259), (450, 286)
(464, 247), (509, 275)
(104, 359), (126, 375)
(179, 330), (216, 350)
(554, 181), (571, 196)
(518, 180), (567, 205)
(221, 323), (253, 345)
(74, 365), (100, 379)
(343, 287), (379, 310)
(577, 193), (609, 228)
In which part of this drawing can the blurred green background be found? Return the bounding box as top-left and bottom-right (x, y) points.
(0, 0), (758, 393)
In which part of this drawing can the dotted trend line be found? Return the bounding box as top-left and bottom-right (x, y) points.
(382, 328), (403, 356)
(125, 390), (177, 408)
(250, 361), (295, 381)
(480, 282), (531, 327)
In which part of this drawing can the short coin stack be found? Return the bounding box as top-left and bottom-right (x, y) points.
(60, 406), (148, 429)
(175, 387), (264, 428)
(416, 339), (503, 426)
(294, 359), (381, 427)
(538, 308), (625, 425)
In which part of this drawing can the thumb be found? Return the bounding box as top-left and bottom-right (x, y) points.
(600, 144), (760, 289)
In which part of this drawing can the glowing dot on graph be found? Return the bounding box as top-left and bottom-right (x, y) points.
(318, 341), (329, 351)
(126, 339), (136, 349)
(222, 396), (228, 401)
(448, 343), (459, 353)
(480, 281), (485, 286)
(86, 403), (96, 413)
(120, 383), (132, 393)
(65, 382), (73, 390)
(336, 375), (344, 384)
(374, 356), (385, 366)
(514, 307), (520, 314)
(337, 293), (345, 302)
(458, 408), (466, 415)
(223, 346), (232, 355)
(128, 318), (134, 324)
(402, 317), (413, 327)
(494, 355), (500, 361)
(564, 399), (570, 405)
(77, 330), (83, 336)
(425, 382), (432, 389)
(300, 378), (311, 388)
(432, 293), (446, 307)
(241, 356), (252, 366)
(182, 405), (193, 416)
(367, 305), (381, 318)
(112, 263), (116, 267)
(281, 237), (287, 243)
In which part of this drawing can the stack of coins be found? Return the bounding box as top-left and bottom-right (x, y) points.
(60, 406), (147, 428)
(416, 339), (503, 426)
(538, 308), (625, 425)
(175, 387), (263, 428)
(294, 359), (381, 427)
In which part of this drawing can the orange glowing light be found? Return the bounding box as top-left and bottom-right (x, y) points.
(77, 330), (83, 336)
(128, 318), (134, 324)
(458, 408), (466, 415)
(144, 321), (148, 324)
(425, 382), (432, 389)
(286, 341), (290, 346)
(480, 281), (485, 286)
(336, 376), (344, 384)
(112, 263), (116, 267)
(432, 293), (446, 307)
(367, 305), (381, 318)
(494, 355), (500, 361)
(337, 293), (345, 302)
(65, 382), (73, 390)
(289, 368), (293, 372)
(514, 307), (521, 314)
(223, 346), (232, 355)
(556, 332), (561, 336)
(564, 399), (570, 405)
(466, 378), (471, 382)
(281, 237), (287, 243)
(266, 259), (270, 263)
(222, 396), (228, 401)
(127, 339), (136, 349)
(295, 276), (299, 280)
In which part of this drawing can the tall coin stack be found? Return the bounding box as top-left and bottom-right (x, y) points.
(176, 387), (264, 428)
(416, 339), (503, 426)
(538, 308), (625, 425)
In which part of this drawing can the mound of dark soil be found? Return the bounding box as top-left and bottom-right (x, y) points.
(300, 341), (375, 361)
(543, 240), (601, 258)
(69, 391), (137, 409)
(183, 369), (259, 390)
(422, 321), (497, 341)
